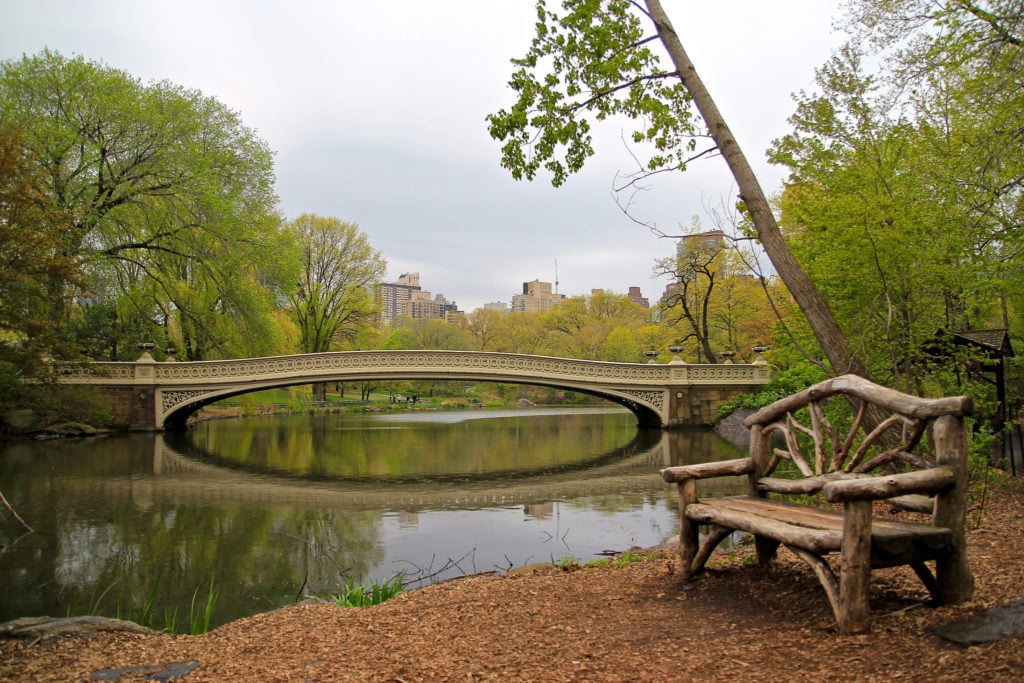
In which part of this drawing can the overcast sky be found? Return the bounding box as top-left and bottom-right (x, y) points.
(1, 1), (847, 312)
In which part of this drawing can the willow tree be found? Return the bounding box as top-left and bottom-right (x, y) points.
(0, 50), (294, 360)
(487, 0), (867, 378)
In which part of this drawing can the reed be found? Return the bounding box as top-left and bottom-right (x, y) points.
(330, 574), (404, 608)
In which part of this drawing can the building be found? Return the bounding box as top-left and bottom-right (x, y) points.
(511, 279), (564, 313)
(483, 301), (510, 312)
(378, 273), (459, 325)
(378, 273), (421, 326)
(627, 286), (649, 308)
(397, 290), (458, 320)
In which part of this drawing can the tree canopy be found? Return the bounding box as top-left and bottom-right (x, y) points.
(0, 49), (296, 361)
(287, 213), (387, 355)
(770, 0), (1023, 399)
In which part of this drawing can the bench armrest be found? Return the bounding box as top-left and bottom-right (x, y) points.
(823, 466), (956, 503)
(661, 457), (754, 484)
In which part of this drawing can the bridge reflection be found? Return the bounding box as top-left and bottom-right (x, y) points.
(87, 429), (748, 513)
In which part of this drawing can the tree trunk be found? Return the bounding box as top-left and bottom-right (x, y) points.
(644, 0), (869, 378)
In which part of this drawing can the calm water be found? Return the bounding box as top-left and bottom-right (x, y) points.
(0, 407), (744, 629)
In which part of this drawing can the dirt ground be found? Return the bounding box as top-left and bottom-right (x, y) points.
(2, 476), (1023, 682)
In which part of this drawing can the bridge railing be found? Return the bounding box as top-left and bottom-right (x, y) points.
(55, 350), (770, 386)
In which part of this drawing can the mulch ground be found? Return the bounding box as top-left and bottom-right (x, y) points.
(2, 475), (1023, 682)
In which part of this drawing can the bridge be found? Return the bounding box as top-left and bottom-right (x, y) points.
(56, 350), (771, 431)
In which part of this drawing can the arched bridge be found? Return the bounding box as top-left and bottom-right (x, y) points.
(56, 350), (771, 430)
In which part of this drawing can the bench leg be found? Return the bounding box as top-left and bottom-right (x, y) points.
(755, 536), (780, 565)
(678, 480), (699, 579)
(691, 525), (734, 575)
(911, 561), (940, 602)
(838, 499), (873, 634)
(791, 547), (840, 620)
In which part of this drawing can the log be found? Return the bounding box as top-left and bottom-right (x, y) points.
(838, 499), (873, 634)
(684, 501), (843, 554)
(790, 547), (840, 619)
(690, 525), (735, 575)
(932, 414), (975, 603)
(887, 494), (934, 514)
(757, 472), (867, 495)
(660, 457), (753, 483)
(691, 496), (952, 564)
(744, 374), (974, 427)
(677, 479), (699, 579)
(823, 467), (955, 503)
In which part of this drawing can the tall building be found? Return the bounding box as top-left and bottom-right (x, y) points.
(511, 279), (564, 313)
(398, 290), (458, 320)
(378, 273), (421, 326)
(378, 272), (460, 324)
(627, 286), (649, 308)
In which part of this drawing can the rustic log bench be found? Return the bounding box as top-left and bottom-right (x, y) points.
(660, 374), (976, 634)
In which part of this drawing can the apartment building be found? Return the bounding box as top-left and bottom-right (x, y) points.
(511, 279), (564, 313)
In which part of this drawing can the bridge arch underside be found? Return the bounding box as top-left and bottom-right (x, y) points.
(160, 372), (666, 431)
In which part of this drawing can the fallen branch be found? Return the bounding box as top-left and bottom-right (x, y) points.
(1, 490), (32, 533)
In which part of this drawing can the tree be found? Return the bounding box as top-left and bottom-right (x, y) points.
(541, 291), (648, 359)
(286, 213), (386, 401)
(0, 121), (81, 366)
(457, 307), (505, 351)
(601, 326), (642, 362)
(384, 317), (470, 351)
(770, 2), (1023, 393)
(655, 230), (726, 362)
(0, 50), (294, 360)
(487, 0), (866, 378)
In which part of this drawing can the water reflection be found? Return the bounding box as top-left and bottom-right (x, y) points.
(0, 408), (744, 629)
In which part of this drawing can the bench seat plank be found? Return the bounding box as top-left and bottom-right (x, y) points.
(686, 496), (953, 566)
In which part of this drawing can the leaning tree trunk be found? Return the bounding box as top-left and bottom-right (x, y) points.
(644, 0), (869, 379)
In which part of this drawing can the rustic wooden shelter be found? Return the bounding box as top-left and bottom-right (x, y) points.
(926, 328), (1015, 429)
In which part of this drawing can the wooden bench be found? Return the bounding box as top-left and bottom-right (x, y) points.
(660, 374), (976, 634)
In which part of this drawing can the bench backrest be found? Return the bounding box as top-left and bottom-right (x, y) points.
(742, 374), (975, 499)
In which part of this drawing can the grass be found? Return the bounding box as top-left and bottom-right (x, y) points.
(554, 549), (651, 571)
(329, 574), (405, 608)
(84, 574), (220, 635)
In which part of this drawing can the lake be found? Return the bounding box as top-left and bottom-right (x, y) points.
(0, 406), (744, 629)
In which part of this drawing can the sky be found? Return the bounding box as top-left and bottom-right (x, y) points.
(0, 1), (848, 313)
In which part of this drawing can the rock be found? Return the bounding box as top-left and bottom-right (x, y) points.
(935, 599), (1024, 646)
(716, 408), (753, 450)
(89, 660), (200, 680)
(44, 422), (99, 437)
(1, 409), (47, 435)
(0, 615), (153, 642)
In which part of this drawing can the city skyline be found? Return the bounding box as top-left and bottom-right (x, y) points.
(380, 271), (652, 318)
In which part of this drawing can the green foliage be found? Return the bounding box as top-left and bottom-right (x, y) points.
(189, 574), (219, 635)
(86, 574), (219, 635)
(555, 549), (648, 570)
(486, 0), (698, 187)
(0, 362), (25, 412)
(0, 122), (82, 365)
(770, 2), (1024, 385)
(286, 214), (387, 355)
(329, 574), (404, 608)
(717, 363), (828, 419)
(6, 382), (115, 428)
(0, 49), (296, 364)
